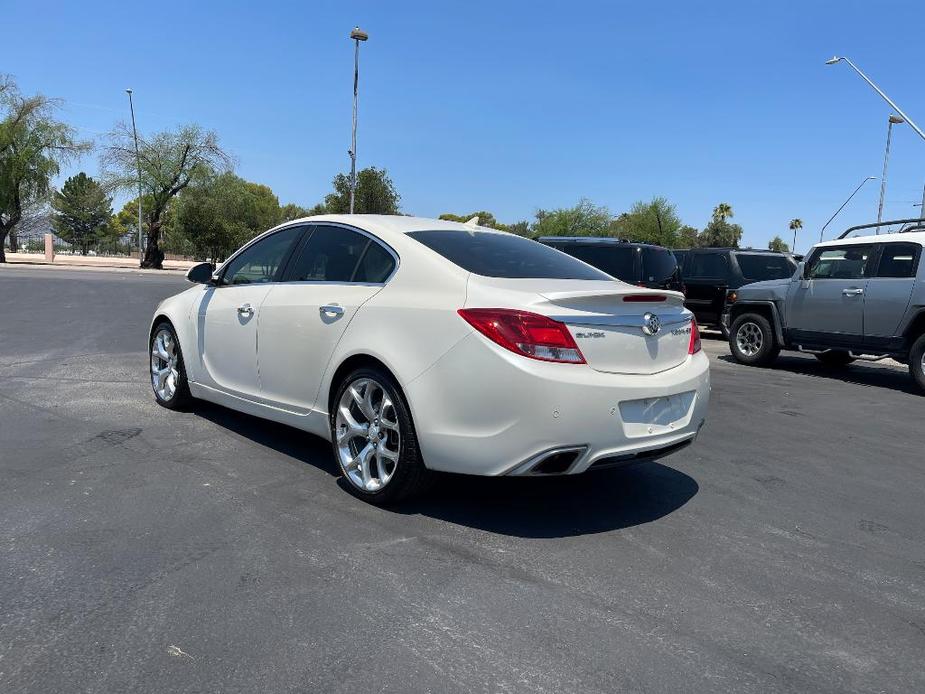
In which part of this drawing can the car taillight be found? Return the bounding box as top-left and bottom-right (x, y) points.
(689, 319), (702, 354)
(457, 308), (586, 364)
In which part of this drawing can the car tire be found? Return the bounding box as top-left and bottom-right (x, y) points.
(149, 321), (192, 409)
(908, 333), (925, 394)
(330, 367), (432, 505)
(729, 313), (780, 366)
(814, 350), (855, 367)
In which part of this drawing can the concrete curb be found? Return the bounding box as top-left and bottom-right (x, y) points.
(0, 261), (189, 276)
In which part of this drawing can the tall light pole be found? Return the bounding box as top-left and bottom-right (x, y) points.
(876, 114), (905, 233)
(125, 89), (144, 261)
(819, 176), (878, 243)
(348, 26), (369, 215)
(825, 56), (925, 143)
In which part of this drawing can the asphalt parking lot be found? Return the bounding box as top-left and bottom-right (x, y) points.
(1, 265), (923, 694)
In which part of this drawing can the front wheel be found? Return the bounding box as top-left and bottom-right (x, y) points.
(908, 334), (925, 394)
(814, 350), (855, 367)
(330, 367), (431, 504)
(729, 313), (780, 366)
(150, 322), (192, 409)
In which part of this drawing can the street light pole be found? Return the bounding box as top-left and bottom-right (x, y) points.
(819, 176), (878, 243)
(825, 56), (925, 143)
(876, 115), (905, 233)
(125, 89), (144, 262)
(348, 26), (369, 215)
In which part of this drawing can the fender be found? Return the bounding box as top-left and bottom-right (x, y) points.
(730, 300), (786, 346)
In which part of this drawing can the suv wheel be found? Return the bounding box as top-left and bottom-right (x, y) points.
(814, 350), (855, 367)
(729, 313), (780, 366)
(909, 333), (925, 394)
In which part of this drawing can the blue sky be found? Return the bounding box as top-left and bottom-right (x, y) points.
(6, 0), (925, 252)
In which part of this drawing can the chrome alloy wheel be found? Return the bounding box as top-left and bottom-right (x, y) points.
(150, 328), (180, 401)
(735, 321), (763, 357)
(334, 378), (401, 492)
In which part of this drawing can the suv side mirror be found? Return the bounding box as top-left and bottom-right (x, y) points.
(799, 261), (810, 280)
(186, 262), (215, 285)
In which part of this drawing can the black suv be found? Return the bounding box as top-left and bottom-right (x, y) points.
(538, 237), (683, 291)
(678, 248), (797, 331)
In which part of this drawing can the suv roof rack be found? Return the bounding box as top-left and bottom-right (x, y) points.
(837, 218), (925, 239)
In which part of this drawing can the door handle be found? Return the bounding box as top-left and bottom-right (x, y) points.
(320, 304), (344, 317)
(237, 303), (254, 315)
(842, 288), (864, 297)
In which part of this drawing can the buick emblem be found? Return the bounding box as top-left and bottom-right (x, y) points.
(642, 312), (661, 336)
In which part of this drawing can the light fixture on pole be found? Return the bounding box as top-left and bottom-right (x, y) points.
(125, 89), (144, 262)
(348, 26), (369, 215)
(825, 56), (925, 143)
(876, 114), (904, 233)
(819, 176), (878, 243)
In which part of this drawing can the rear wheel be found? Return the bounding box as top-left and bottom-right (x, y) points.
(330, 367), (431, 504)
(729, 313), (779, 366)
(908, 333), (925, 394)
(814, 350), (855, 367)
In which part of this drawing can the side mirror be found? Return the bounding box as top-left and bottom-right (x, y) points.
(186, 262), (215, 285)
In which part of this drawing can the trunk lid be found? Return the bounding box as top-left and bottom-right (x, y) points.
(465, 277), (693, 375)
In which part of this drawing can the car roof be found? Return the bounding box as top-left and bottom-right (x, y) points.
(283, 214), (509, 241)
(537, 236), (669, 249)
(682, 247), (790, 255)
(817, 230), (925, 248)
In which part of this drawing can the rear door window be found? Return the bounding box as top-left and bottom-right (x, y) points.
(686, 252), (729, 279)
(875, 242), (921, 278)
(407, 231), (611, 280)
(560, 244), (637, 282)
(735, 254), (797, 281)
(641, 247), (678, 283)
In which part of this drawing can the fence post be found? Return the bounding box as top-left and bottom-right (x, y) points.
(44, 234), (55, 263)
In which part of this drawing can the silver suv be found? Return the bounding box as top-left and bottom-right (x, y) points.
(724, 226), (925, 392)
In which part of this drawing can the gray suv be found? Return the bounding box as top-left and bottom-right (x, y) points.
(724, 229), (925, 392)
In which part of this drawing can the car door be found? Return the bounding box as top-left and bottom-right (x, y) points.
(194, 225), (304, 398)
(256, 224), (397, 412)
(863, 242), (921, 340)
(682, 251), (730, 324)
(786, 243), (875, 340)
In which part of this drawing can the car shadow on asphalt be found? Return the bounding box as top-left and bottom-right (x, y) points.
(191, 401), (700, 538)
(715, 353), (918, 395)
(389, 462), (699, 538)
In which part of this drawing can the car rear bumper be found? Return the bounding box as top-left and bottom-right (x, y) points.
(405, 332), (711, 476)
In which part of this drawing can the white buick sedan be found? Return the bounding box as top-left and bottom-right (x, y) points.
(150, 215), (710, 504)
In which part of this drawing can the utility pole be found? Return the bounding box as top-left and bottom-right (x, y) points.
(876, 115), (905, 233)
(125, 89), (144, 262)
(348, 27), (369, 214)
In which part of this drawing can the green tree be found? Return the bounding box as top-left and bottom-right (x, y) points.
(701, 218), (743, 248)
(532, 198), (614, 237)
(278, 202), (311, 222)
(613, 196), (683, 246)
(50, 173), (112, 254)
(788, 218), (803, 253)
(768, 235), (790, 252)
(713, 202), (733, 222)
(506, 220), (531, 237)
(676, 225), (701, 248)
(0, 77), (88, 262)
(322, 167), (400, 215)
(439, 211), (509, 231)
(102, 123), (233, 268)
(174, 172), (282, 262)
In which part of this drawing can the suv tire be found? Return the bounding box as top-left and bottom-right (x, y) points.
(729, 313), (780, 366)
(909, 333), (925, 394)
(814, 350), (855, 367)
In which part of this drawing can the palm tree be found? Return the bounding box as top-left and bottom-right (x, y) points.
(789, 218), (803, 253)
(713, 202), (733, 222)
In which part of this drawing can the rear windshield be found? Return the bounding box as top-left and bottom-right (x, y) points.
(641, 247), (679, 283)
(735, 253), (797, 281)
(407, 231), (611, 280)
(555, 244), (636, 282)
